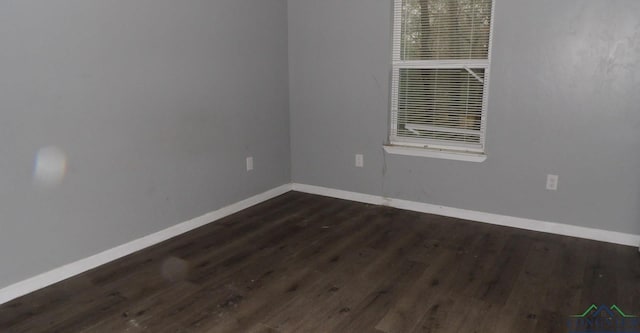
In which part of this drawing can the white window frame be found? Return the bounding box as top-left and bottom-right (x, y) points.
(387, 0), (496, 162)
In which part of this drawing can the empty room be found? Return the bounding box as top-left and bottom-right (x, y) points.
(1, 0), (639, 332)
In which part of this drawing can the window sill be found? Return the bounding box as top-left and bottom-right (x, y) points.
(383, 145), (487, 163)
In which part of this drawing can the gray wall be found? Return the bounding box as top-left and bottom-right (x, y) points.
(289, 0), (640, 234)
(0, 0), (290, 289)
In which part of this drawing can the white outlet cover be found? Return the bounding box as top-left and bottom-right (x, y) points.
(546, 174), (558, 190)
(355, 154), (364, 168)
(246, 157), (254, 171)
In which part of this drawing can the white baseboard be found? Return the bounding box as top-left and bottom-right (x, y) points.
(291, 183), (640, 248)
(3, 182), (638, 305)
(0, 184), (292, 305)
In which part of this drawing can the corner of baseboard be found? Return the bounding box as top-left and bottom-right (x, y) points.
(4, 182), (637, 305)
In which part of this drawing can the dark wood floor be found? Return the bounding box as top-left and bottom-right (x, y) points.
(1, 192), (639, 332)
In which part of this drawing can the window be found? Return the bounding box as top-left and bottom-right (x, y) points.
(388, 0), (494, 160)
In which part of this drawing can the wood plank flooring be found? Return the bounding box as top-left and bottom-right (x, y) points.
(1, 191), (639, 332)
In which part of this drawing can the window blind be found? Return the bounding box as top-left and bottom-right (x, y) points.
(391, 0), (494, 153)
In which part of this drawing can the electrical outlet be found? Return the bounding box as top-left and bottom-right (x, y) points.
(246, 157), (254, 171)
(546, 174), (558, 191)
(355, 154), (364, 168)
